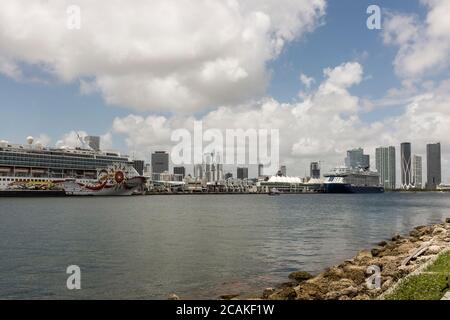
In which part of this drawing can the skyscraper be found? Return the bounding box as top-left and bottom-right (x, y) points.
(412, 155), (422, 189)
(85, 136), (100, 151)
(426, 143), (441, 190)
(173, 166), (186, 178)
(133, 160), (145, 176)
(258, 164), (264, 177)
(237, 167), (248, 180)
(345, 148), (370, 170)
(375, 146), (396, 190)
(151, 151), (169, 174)
(310, 162), (321, 179)
(194, 164), (203, 179)
(280, 165), (287, 177)
(400, 142), (412, 188)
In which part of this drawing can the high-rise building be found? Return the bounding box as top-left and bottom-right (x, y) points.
(412, 155), (422, 189)
(426, 143), (441, 190)
(375, 146), (396, 190)
(258, 164), (264, 177)
(85, 136), (100, 151)
(151, 151), (169, 174)
(173, 166), (186, 178)
(133, 160), (145, 176)
(203, 152), (223, 182)
(345, 148), (370, 170)
(310, 162), (321, 179)
(237, 167), (248, 180)
(401, 142), (412, 188)
(194, 164), (203, 179)
(280, 165), (287, 177)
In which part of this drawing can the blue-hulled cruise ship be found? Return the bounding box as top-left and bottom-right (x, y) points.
(323, 167), (384, 193)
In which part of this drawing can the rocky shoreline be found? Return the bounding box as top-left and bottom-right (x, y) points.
(258, 218), (450, 300)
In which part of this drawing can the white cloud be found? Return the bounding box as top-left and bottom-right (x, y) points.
(111, 62), (367, 171)
(35, 134), (51, 147)
(110, 60), (450, 182)
(383, 0), (450, 78)
(300, 73), (315, 89)
(56, 130), (88, 149)
(0, 0), (326, 113)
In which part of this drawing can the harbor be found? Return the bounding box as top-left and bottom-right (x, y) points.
(1, 192), (450, 300)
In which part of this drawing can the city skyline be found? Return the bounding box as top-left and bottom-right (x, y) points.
(1, 1), (450, 181)
(142, 138), (443, 188)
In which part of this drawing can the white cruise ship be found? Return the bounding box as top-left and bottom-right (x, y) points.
(0, 136), (146, 196)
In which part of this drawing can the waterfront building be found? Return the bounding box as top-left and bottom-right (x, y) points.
(133, 160), (145, 176)
(310, 162), (321, 179)
(237, 167), (248, 180)
(345, 148), (370, 170)
(401, 142), (412, 188)
(412, 155), (423, 189)
(151, 151), (169, 174)
(375, 146), (396, 190)
(426, 143), (441, 190)
(173, 166), (186, 178)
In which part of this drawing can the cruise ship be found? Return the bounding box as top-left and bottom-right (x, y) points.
(0, 136), (146, 196)
(323, 167), (384, 193)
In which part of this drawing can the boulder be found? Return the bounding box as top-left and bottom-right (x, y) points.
(323, 266), (345, 281)
(340, 286), (359, 297)
(396, 242), (416, 255)
(432, 227), (447, 236)
(381, 278), (393, 291)
(371, 247), (384, 257)
(343, 265), (367, 284)
(446, 218), (450, 223)
(377, 240), (388, 247)
(288, 271), (313, 283)
(426, 245), (442, 255)
(391, 234), (402, 241)
(354, 250), (373, 264)
(262, 288), (275, 299)
(328, 279), (356, 292)
(295, 282), (322, 300)
(220, 294), (240, 300)
(354, 294), (371, 300)
(168, 293), (180, 300)
(268, 287), (296, 300)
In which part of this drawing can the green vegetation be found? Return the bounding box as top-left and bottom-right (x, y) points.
(426, 251), (450, 274)
(385, 251), (450, 300)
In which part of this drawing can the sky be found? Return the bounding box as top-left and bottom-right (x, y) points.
(0, 0), (449, 183)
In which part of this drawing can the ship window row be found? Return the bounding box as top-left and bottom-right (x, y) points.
(0, 159), (126, 168)
(0, 178), (50, 182)
(0, 152), (128, 162)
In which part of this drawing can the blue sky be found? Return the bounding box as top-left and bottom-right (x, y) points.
(1, 0), (449, 181)
(0, 0), (426, 144)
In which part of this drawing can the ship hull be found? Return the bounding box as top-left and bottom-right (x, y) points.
(63, 177), (146, 196)
(0, 190), (66, 197)
(323, 183), (384, 194)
